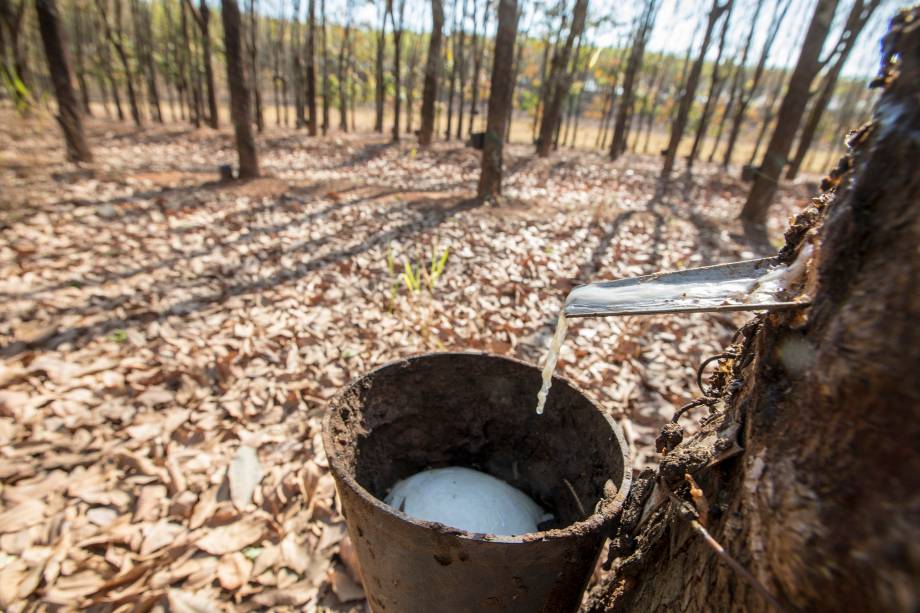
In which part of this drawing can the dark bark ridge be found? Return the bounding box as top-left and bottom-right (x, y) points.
(586, 8), (920, 611)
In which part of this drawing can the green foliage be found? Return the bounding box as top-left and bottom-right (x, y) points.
(1, 67), (33, 115)
(399, 242), (449, 295)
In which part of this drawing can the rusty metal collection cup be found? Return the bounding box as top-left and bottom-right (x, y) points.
(323, 353), (631, 613)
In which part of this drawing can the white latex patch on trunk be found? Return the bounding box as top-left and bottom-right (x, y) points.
(384, 467), (551, 535)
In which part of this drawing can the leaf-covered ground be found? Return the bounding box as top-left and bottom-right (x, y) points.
(0, 115), (815, 611)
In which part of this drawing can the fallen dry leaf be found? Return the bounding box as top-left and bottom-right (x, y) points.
(195, 517), (265, 555)
(217, 551), (253, 590)
(228, 445), (263, 512)
(327, 564), (366, 603)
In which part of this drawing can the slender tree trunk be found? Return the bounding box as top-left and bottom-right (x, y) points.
(133, 0), (162, 123)
(70, 0), (92, 115)
(419, 0), (444, 146)
(36, 0), (92, 162)
(184, 0), (217, 127)
(747, 71), (786, 166)
(249, 0), (264, 131)
(531, 35), (550, 141)
(659, 0), (728, 180)
(468, 0), (490, 135)
(444, 0), (459, 139)
(405, 33), (421, 133)
(723, 0), (791, 168)
(477, 0), (517, 201)
(374, 1), (385, 132)
(292, 0), (305, 128)
(338, 17), (351, 131)
(96, 0), (142, 126)
(609, 0), (658, 160)
(389, 0), (406, 142)
(455, 0), (468, 140)
(740, 0), (838, 241)
(536, 0), (588, 157)
(687, 0), (734, 170)
(305, 0), (318, 135)
(221, 0), (259, 178)
(708, 0), (762, 162)
(586, 13), (920, 612)
(505, 7), (525, 143)
(181, 0), (201, 126)
(786, 0), (880, 179)
(320, 0), (329, 134)
(629, 58), (660, 152)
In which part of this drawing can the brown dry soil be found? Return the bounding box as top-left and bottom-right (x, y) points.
(0, 111), (817, 610)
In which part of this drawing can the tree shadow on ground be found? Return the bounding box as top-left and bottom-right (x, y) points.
(1, 191), (480, 358)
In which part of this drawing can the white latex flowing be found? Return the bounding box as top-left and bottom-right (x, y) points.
(385, 467), (550, 535)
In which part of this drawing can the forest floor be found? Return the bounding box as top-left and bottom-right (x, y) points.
(0, 112), (817, 611)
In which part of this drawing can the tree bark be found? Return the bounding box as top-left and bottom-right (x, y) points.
(476, 0), (516, 202)
(337, 17), (351, 131)
(248, 0), (264, 131)
(419, 0), (443, 146)
(455, 0), (468, 140)
(686, 0), (734, 170)
(185, 0), (218, 128)
(444, 0), (459, 139)
(70, 0), (92, 115)
(221, 0), (259, 178)
(405, 32), (421, 133)
(659, 0), (728, 180)
(723, 0), (790, 168)
(374, 0), (386, 132)
(786, 0), (880, 180)
(708, 0), (763, 163)
(388, 0), (406, 142)
(320, 0), (329, 135)
(536, 0), (587, 157)
(97, 0), (143, 126)
(609, 0), (658, 160)
(305, 0), (318, 136)
(35, 0), (92, 162)
(132, 0), (163, 123)
(739, 0), (838, 241)
(586, 11), (920, 611)
(292, 0), (305, 128)
(467, 0), (490, 135)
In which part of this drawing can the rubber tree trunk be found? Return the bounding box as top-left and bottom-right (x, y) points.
(96, 0), (142, 126)
(444, 0), (459, 139)
(659, 0), (727, 181)
(723, 0), (790, 169)
(320, 0), (329, 135)
(739, 0), (838, 241)
(337, 19), (351, 131)
(609, 0), (658, 161)
(249, 0), (264, 132)
(535, 0), (587, 157)
(455, 0), (468, 140)
(221, 0), (259, 178)
(419, 0), (443, 146)
(35, 0), (92, 163)
(389, 0), (405, 142)
(467, 0), (490, 135)
(374, 3), (385, 132)
(476, 0), (517, 201)
(686, 0), (734, 170)
(184, 0), (218, 128)
(585, 10), (920, 611)
(786, 0), (880, 180)
(305, 0), (318, 136)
